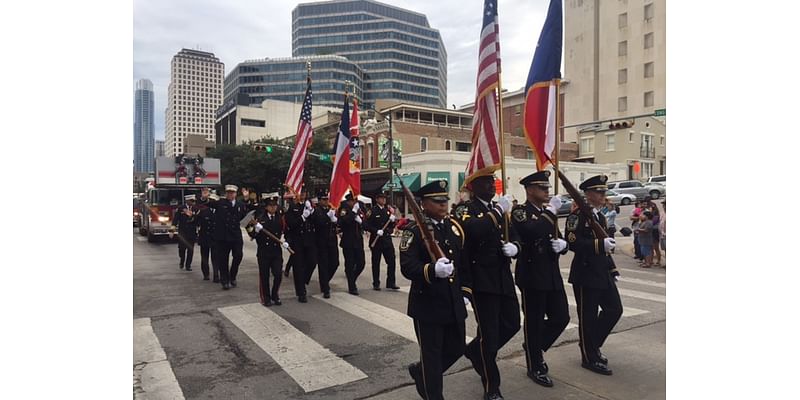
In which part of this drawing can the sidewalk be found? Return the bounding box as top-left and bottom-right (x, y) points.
(615, 235), (667, 266)
(365, 321), (665, 400)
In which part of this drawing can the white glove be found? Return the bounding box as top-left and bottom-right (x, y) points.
(463, 297), (471, 307)
(434, 257), (454, 278)
(255, 222), (264, 233)
(355, 215), (362, 224)
(389, 215), (396, 222)
(496, 194), (513, 214)
(327, 209), (338, 223)
(302, 208), (311, 219)
(547, 196), (562, 214)
(281, 242), (290, 249)
(551, 238), (567, 253)
(353, 202), (360, 213)
(603, 238), (616, 252)
(502, 242), (518, 257)
(305, 200), (312, 209)
(377, 229), (384, 236)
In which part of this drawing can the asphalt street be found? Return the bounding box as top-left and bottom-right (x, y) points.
(133, 218), (665, 400)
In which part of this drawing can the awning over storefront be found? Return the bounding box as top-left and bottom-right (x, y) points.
(383, 172), (421, 192)
(425, 171), (450, 187)
(360, 169), (391, 196)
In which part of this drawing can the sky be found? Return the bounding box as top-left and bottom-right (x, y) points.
(134, 0), (552, 140)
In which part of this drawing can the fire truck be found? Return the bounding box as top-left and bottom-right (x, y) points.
(138, 154), (221, 242)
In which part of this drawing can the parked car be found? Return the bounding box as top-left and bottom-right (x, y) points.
(606, 180), (666, 200)
(647, 175), (666, 187)
(605, 189), (636, 205)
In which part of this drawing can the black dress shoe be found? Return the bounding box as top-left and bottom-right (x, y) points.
(323, 292), (331, 299)
(283, 269), (290, 277)
(581, 361), (613, 375)
(349, 289), (360, 296)
(203, 276), (210, 281)
(387, 285), (400, 290)
(230, 280), (237, 288)
(263, 300), (272, 307)
(179, 263), (184, 270)
(527, 369), (554, 387)
(272, 298), (282, 306)
(299, 295), (308, 303)
(407, 363), (426, 399)
(372, 285), (381, 291)
(185, 267), (192, 271)
(222, 283), (230, 290)
(485, 392), (504, 400)
(212, 278), (220, 283)
(597, 350), (608, 365)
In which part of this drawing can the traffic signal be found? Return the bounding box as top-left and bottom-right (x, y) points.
(608, 120), (635, 130)
(253, 144), (273, 153)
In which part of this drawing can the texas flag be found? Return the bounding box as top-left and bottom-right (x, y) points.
(329, 95), (361, 209)
(523, 0), (562, 171)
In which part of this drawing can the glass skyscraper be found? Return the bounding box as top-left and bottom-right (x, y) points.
(134, 79), (155, 173)
(292, 0), (447, 109)
(223, 55), (364, 109)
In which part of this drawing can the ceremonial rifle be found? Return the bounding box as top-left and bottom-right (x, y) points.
(369, 206), (395, 248)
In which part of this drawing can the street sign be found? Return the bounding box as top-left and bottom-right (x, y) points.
(319, 154), (331, 163)
(654, 109), (666, 117)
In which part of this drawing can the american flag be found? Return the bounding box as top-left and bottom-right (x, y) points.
(285, 78), (313, 195)
(464, 0), (502, 187)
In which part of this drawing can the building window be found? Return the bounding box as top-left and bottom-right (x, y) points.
(619, 13), (628, 28)
(629, 131), (635, 143)
(455, 142), (472, 152)
(660, 135), (665, 145)
(644, 91), (654, 107)
(606, 134), (616, 151)
(514, 105), (521, 116)
(618, 41), (627, 56)
(618, 69), (628, 84)
(618, 96), (627, 112)
(420, 137), (428, 152)
(644, 62), (654, 78)
(445, 140), (451, 151)
(580, 137), (594, 154)
(514, 127), (523, 137)
(526, 150), (534, 160)
(644, 33), (654, 49)
(644, 3), (654, 20)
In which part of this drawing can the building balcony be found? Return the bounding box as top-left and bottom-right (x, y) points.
(640, 146), (656, 159)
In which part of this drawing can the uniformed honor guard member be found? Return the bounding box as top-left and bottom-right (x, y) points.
(338, 192), (366, 295)
(400, 180), (467, 400)
(284, 193), (316, 303)
(246, 193), (290, 306)
(565, 175), (623, 375)
(208, 185), (249, 290)
(456, 174), (521, 400)
(309, 189), (340, 298)
(511, 171), (570, 387)
(174, 194), (198, 271)
(196, 188), (217, 281)
(365, 192), (400, 291)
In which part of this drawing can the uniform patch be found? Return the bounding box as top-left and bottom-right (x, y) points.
(400, 229), (414, 251)
(568, 232), (577, 242)
(340, 210), (347, 216)
(454, 204), (468, 220)
(566, 214), (579, 231)
(512, 208), (527, 222)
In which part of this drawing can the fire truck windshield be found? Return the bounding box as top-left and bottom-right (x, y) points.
(151, 189), (184, 206)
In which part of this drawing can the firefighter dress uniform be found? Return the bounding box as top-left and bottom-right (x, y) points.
(365, 192), (399, 290)
(246, 193), (286, 306)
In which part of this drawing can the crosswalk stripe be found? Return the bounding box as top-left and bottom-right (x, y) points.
(616, 287), (666, 303)
(313, 292), (419, 343)
(559, 269), (665, 288)
(133, 318), (185, 400)
(219, 303), (367, 392)
(512, 287), (650, 317)
(136, 236), (146, 242)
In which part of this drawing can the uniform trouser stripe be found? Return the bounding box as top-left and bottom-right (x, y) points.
(414, 319), (429, 399)
(521, 290), (532, 372)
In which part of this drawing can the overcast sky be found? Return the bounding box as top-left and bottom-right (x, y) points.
(134, 0), (552, 140)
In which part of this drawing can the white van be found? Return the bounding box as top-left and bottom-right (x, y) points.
(647, 175), (666, 187)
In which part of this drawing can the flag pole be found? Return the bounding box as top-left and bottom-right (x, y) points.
(497, 65), (509, 242)
(554, 78), (561, 195)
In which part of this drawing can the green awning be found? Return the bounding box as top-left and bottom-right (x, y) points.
(458, 172), (465, 189)
(426, 171), (450, 186)
(383, 172), (421, 192)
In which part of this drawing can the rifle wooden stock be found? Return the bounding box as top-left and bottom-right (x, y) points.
(369, 215), (393, 248)
(250, 217), (295, 255)
(393, 169), (452, 282)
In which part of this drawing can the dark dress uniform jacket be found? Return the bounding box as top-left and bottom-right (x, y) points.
(457, 200), (521, 298)
(565, 210), (618, 289)
(195, 199), (214, 246)
(284, 203), (316, 248)
(247, 211), (284, 256)
(209, 199), (248, 243)
(365, 205), (396, 245)
(400, 218), (468, 324)
(174, 205), (198, 242)
(511, 202), (567, 291)
(338, 207), (364, 249)
(311, 206), (338, 244)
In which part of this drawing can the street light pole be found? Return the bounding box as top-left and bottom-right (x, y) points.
(387, 113), (393, 207)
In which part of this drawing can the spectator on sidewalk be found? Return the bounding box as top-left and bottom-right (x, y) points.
(637, 211), (655, 268)
(644, 197), (662, 266)
(631, 201), (644, 261)
(604, 201), (619, 238)
(659, 201), (666, 266)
